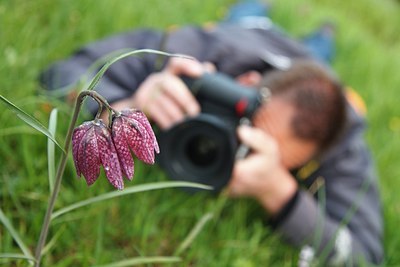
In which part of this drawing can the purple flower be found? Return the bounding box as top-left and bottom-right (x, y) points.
(72, 120), (124, 190)
(112, 109), (160, 180)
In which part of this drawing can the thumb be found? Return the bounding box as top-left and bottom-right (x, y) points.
(237, 125), (278, 154)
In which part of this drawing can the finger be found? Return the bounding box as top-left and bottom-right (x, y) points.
(202, 61), (217, 73)
(146, 102), (172, 130)
(161, 76), (201, 116)
(227, 160), (251, 197)
(155, 93), (186, 124)
(166, 57), (204, 77)
(237, 125), (278, 154)
(133, 73), (163, 110)
(147, 90), (192, 129)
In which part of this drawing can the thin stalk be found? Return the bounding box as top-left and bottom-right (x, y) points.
(94, 100), (104, 121)
(33, 50), (192, 266)
(89, 90), (119, 115)
(33, 90), (104, 266)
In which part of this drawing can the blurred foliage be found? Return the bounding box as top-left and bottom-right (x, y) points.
(1, 0), (400, 266)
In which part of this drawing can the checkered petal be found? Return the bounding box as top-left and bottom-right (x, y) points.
(116, 109), (160, 164)
(123, 109), (160, 154)
(71, 120), (124, 190)
(80, 127), (101, 185)
(111, 116), (134, 180)
(72, 121), (101, 185)
(72, 121), (92, 177)
(95, 120), (124, 190)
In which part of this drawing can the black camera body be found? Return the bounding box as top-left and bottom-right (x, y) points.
(156, 73), (263, 192)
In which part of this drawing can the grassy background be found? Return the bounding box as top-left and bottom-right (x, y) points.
(1, 0), (400, 266)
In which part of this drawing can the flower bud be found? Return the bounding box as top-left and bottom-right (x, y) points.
(72, 120), (124, 190)
(112, 109), (159, 180)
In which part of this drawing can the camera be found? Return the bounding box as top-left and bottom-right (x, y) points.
(156, 73), (264, 192)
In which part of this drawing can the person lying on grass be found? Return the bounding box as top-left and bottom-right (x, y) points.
(41, 22), (383, 266)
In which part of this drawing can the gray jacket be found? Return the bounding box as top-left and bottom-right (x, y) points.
(41, 24), (383, 265)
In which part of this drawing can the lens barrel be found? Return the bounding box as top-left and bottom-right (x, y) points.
(156, 114), (237, 192)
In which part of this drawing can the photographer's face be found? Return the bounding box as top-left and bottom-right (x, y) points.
(253, 98), (318, 170)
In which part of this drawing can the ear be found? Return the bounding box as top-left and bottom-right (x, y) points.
(235, 71), (262, 87)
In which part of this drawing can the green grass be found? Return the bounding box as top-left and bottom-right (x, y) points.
(1, 0), (400, 266)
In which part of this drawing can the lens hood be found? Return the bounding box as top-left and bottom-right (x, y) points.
(156, 114), (237, 193)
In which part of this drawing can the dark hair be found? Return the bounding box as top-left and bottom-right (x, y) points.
(258, 60), (347, 153)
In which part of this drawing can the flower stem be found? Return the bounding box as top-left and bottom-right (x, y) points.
(32, 50), (188, 266)
(33, 90), (103, 266)
(90, 90), (120, 116)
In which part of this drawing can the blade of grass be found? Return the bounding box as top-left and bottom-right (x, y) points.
(313, 178), (326, 253)
(41, 225), (66, 257)
(47, 108), (58, 193)
(94, 211), (106, 262)
(0, 126), (39, 136)
(0, 208), (33, 260)
(86, 49), (194, 92)
(0, 253), (36, 263)
(92, 256), (181, 267)
(318, 175), (374, 263)
(2, 173), (27, 217)
(175, 212), (214, 256)
(0, 95), (65, 153)
(45, 49), (134, 98)
(51, 181), (212, 220)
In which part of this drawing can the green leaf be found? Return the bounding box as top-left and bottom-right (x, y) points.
(51, 181), (212, 220)
(0, 95), (65, 153)
(175, 212), (214, 256)
(0, 208), (34, 260)
(47, 108), (58, 193)
(92, 256), (181, 267)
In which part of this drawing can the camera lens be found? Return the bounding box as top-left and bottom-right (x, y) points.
(186, 135), (218, 167)
(156, 114), (237, 192)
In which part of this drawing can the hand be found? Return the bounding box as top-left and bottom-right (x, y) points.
(111, 58), (210, 129)
(106, 58), (218, 129)
(228, 125), (298, 215)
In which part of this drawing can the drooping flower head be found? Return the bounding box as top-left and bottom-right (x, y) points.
(112, 109), (160, 180)
(71, 108), (159, 189)
(72, 119), (124, 190)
